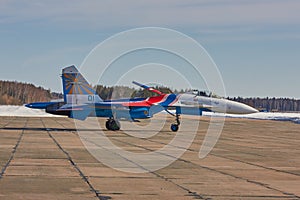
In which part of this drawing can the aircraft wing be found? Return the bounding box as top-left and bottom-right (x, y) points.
(120, 101), (151, 107)
(57, 104), (86, 111)
(170, 101), (212, 109)
(57, 104), (93, 120)
(132, 81), (164, 95)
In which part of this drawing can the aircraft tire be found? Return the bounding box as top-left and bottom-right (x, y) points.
(106, 119), (120, 131)
(105, 120), (111, 130)
(170, 124), (179, 132)
(111, 120), (120, 131)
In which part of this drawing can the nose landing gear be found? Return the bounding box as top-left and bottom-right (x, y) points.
(170, 112), (180, 132)
(165, 109), (181, 132)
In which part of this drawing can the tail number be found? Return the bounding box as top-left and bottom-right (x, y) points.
(88, 95), (95, 102)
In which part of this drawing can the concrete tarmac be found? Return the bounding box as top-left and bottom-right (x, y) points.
(0, 116), (299, 199)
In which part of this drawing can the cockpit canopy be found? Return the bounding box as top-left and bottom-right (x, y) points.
(190, 89), (221, 98)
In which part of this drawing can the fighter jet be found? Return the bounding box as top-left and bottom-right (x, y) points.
(26, 65), (258, 132)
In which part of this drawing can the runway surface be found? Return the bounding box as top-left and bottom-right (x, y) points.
(0, 116), (299, 199)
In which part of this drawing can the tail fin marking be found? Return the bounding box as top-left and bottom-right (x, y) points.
(61, 65), (102, 104)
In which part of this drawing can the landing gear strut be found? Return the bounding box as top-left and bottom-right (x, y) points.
(170, 112), (180, 132)
(105, 118), (120, 131)
(165, 109), (180, 132)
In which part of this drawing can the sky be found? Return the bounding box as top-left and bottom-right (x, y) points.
(0, 0), (299, 98)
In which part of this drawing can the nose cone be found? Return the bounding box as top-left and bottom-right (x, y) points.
(227, 101), (258, 114)
(25, 103), (32, 108)
(24, 102), (51, 109)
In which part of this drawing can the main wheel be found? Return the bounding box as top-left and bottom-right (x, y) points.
(105, 120), (111, 130)
(110, 120), (120, 131)
(106, 119), (120, 131)
(170, 124), (179, 132)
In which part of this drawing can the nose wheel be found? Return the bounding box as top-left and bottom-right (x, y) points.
(171, 124), (179, 132)
(167, 110), (180, 132)
(106, 118), (120, 131)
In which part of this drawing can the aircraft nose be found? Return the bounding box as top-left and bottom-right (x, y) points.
(25, 103), (32, 108)
(228, 101), (258, 114)
(241, 104), (259, 114)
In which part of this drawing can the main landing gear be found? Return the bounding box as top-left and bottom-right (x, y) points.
(105, 118), (120, 131)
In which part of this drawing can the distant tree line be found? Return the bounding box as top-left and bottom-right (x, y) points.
(228, 97), (300, 112)
(1, 80), (300, 112)
(0, 80), (62, 105)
